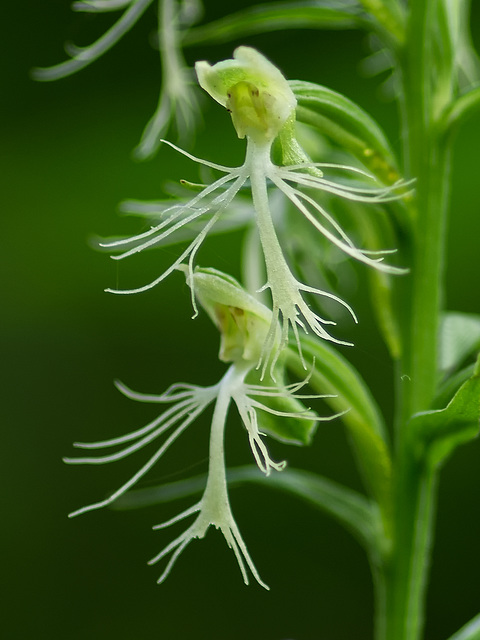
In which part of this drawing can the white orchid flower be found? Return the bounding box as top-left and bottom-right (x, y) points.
(102, 47), (408, 375)
(65, 268), (343, 588)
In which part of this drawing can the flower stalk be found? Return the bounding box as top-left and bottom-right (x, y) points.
(379, 2), (457, 639)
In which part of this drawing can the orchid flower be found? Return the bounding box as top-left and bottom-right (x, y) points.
(65, 268), (343, 588)
(101, 47), (409, 374)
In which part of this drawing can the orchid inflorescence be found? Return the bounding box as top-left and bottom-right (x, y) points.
(66, 46), (408, 587)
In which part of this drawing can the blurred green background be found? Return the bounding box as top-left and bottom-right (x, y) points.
(3, 2), (480, 638)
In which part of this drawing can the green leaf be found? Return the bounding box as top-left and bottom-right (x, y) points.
(291, 80), (400, 185)
(445, 613), (480, 640)
(442, 86), (480, 136)
(183, 1), (364, 47)
(288, 334), (387, 437)
(439, 311), (480, 373)
(112, 474), (207, 510)
(286, 335), (393, 532)
(272, 113), (323, 177)
(341, 200), (403, 359)
(409, 356), (480, 468)
(434, 363), (476, 410)
(230, 466), (383, 556)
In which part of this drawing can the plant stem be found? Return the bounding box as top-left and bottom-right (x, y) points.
(379, 2), (454, 639)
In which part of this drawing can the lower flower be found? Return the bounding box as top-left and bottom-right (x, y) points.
(65, 354), (339, 586)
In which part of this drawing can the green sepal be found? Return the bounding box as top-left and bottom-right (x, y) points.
(286, 334), (393, 533)
(409, 355), (480, 469)
(249, 392), (318, 446)
(271, 113), (323, 177)
(291, 80), (400, 185)
(183, 2), (364, 47)
(439, 311), (480, 373)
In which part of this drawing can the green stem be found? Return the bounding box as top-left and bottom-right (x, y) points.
(380, 2), (454, 639)
(381, 451), (439, 640)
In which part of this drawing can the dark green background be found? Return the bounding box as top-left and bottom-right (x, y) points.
(3, 2), (480, 638)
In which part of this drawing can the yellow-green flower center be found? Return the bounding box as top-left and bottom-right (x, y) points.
(226, 81), (277, 141)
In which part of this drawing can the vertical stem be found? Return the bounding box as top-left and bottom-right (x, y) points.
(398, 0), (439, 419)
(380, 2), (453, 639)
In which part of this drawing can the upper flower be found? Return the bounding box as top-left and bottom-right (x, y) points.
(195, 46), (297, 143)
(102, 48), (410, 375)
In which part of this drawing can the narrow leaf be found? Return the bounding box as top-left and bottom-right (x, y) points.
(291, 80), (400, 185)
(286, 335), (392, 531)
(410, 356), (480, 468)
(445, 612), (480, 640)
(113, 474), (207, 509)
(434, 363), (476, 411)
(440, 311), (480, 373)
(230, 466), (381, 554)
(442, 86), (480, 135)
(343, 200), (403, 358)
(73, 0), (132, 12)
(183, 1), (364, 47)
